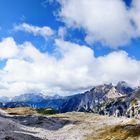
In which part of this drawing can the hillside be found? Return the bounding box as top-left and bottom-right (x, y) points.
(0, 109), (140, 140)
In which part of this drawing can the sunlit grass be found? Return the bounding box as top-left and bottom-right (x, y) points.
(2, 107), (57, 115)
(87, 122), (140, 140)
(3, 107), (36, 115)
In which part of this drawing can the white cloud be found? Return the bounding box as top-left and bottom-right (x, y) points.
(0, 37), (19, 59)
(96, 51), (140, 85)
(0, 37), (140, 97)
(57, 0), (140, 48)
(58, 26), (67, 39)
(130, 0), (140, 35)
(14, 23), (54, 39)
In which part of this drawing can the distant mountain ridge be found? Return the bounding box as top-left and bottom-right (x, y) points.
(0, 96), (10, 103)
(11, 93), (46, 102)
(1, 81), (140, 118)
(0, 93), (62, 103)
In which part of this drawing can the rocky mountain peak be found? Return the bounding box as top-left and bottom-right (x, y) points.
(106, 87), (123, 99)
(116, 81), (133, 95)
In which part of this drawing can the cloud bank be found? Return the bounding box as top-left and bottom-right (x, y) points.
(0, 37), (140, 96)
(0, 0), (140, 96)
(58, 0), (140, 48)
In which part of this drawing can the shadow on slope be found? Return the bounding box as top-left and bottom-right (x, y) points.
(0, 132), (42, 140)
(0, 110), (81, 131)
(12, 115), (81, 131)
(0, 116), (42, 140)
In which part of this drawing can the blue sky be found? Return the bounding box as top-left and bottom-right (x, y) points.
(0, 0), (60, 51)
(0, 0), (140, 96)
(0, 0), (140, 60)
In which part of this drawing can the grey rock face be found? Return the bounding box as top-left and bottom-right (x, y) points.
(61, 82), (131, 113)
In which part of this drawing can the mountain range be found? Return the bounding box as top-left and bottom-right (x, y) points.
(1, 81), (140, 118)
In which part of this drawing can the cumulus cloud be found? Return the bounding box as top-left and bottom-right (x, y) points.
(57, 0), (140, 48)
(0, 37), (140, 97)
(14, 23), (54, 39)
(130, 0), (140, 35)
(0, 38), (19, 59)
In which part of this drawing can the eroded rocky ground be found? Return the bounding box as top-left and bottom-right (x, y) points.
(0, 109), (140, 140)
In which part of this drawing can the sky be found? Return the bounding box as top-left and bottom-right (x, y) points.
(0, 0), (140, 97)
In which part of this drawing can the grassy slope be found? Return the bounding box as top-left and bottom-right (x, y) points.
(87, 121), (140, 140)
(2, 107), (57, 115)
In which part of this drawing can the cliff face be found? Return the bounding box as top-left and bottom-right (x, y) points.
(60, 82), (132, 113)
(60, 82), (140, 119)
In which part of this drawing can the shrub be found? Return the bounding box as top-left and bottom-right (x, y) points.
(36, 108), (57, 115)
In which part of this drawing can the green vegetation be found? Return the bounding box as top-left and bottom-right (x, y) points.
(36, 108), (57, 115)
